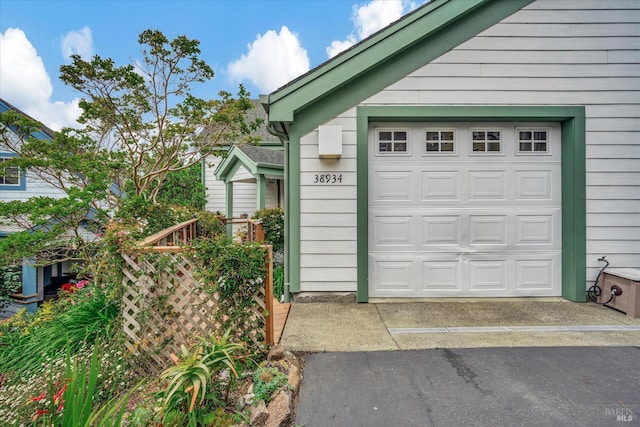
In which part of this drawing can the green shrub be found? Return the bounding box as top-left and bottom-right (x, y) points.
(158, 331), (247, 424)
(0, 283), (120, 376)
(252, 207), (284, 253)
(196, 211), (225, 239)
(273, 265), (285, 301)
(190, 236), (267, 348)
(117, 196), (195, 238)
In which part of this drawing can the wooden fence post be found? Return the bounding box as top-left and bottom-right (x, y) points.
(265, 245), (274, 346)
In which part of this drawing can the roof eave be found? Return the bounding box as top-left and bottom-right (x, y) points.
(266, 0), (534, 130)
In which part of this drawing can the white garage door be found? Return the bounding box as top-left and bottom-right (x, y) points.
(368, 122), (562, 297)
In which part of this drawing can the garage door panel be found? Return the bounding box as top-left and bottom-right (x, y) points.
(371, 259), (414, 292)
(469, 171), (507, 201)
(422, 171), (461, 200)
(373, 216), (414, 246)
(372, 170), (413, 202)
(515, 170), (554, 200)
(469, 215), (507, 245)
(469, 260), (507, 291)
(422, 215), (460, 245)
(515, 259), (555, 290)
(516, 215), (554, 245)
(422, 261), (461, 291)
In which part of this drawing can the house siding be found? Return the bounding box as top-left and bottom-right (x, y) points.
(204, 155), (281, 217)
(203, 155), (226, 213)
(297, 0), (639, 293)
(0, 170), (66, 202)
(204, 155), (256, 216)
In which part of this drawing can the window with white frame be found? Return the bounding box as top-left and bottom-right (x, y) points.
(424, 130), (455, 154)
(376, 129), (409, 154)
(0, 157), (20, 186)
(517, 129), (549, 153)
(471, 130), (501, 153)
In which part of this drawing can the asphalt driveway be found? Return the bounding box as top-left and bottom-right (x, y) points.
(295, 346), (640, 427)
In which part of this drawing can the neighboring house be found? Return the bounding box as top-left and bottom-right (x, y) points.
(214, 144), (284, 220)
(203, 99), (284, 216)
(0, 99), (78, 316)
(262, 0), (640, 302)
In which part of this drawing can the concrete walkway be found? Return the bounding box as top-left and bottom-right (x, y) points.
(280, 298), (640, 351)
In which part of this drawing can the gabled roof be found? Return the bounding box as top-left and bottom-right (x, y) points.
(0, 98), (55, 141)
(264, 0), (534, 136)
(215, 144), (284, 183)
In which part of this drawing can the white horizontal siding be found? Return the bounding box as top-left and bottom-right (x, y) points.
(586, 172), (640, 186)
(203, 154), (262, 216)
(297, 110), (360, 291)
(203, 155), (226, 213)
(232, 183), (257, 217)
(296, 0), (640, 293)
(412, 64), (640, 78)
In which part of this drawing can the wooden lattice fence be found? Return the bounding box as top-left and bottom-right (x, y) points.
(121, 224), (274, 369)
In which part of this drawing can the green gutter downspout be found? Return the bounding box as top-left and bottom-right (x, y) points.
(263, 108), (291, 302)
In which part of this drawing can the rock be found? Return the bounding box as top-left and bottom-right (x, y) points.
(287, 364), (300, 395)
(250, 400), (269, 426)
(265, 388), (293, 427)
(236, 395), (246, 409)
(284, 350), (300, 370)
(243, 393), (255, 406)
(267, 344), (286, 361)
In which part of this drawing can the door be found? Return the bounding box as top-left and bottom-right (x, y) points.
(368, 122), (562, 297)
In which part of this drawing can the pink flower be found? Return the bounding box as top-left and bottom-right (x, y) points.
(76, 280), (89, 289)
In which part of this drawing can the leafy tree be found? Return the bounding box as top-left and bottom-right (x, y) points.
(155, 162), (207, 210)
(59, 29), (259, 203)
(0, 29), (260, 270)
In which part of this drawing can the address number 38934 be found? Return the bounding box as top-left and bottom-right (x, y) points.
(313, 173), (343, 184)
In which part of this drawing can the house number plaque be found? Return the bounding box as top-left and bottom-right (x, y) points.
(313, 173), (343, 184)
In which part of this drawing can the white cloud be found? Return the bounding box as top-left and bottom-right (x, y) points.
(227, 26), (310, 94)
(0, 28), (82, 131)
(326, 36), (357, 59)
(327, 0), (424, 58)
(61, 26), (94, 60)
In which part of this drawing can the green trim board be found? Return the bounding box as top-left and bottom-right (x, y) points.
(267, 0), (534, 134)
(356, 106), (586, 302)
(225, 182), (233, 236)
(285, 130), (302, 293)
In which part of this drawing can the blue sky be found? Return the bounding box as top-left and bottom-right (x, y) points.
(0, 0), (425, 130)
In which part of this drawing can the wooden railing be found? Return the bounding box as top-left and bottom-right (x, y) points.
(247, 218), (265, 243)
(139, 218), (198, 252)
